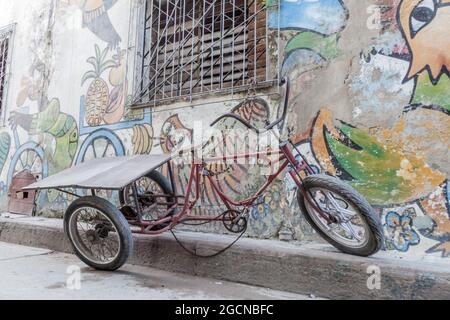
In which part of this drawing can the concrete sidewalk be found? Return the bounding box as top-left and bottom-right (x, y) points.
(0, 242), (315, 300)
(1, 213), (450, 300)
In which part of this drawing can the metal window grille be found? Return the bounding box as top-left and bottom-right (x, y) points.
(133, 0), (277, 107)
(0, 26), (13, 113)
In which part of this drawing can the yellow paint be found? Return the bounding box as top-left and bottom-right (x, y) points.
(380, 109), (450, 162)
(312, 108), (446, 204)
(82, 0), (105, 12)
(311, 108), (338, 175)
(399, 0), (450, 82)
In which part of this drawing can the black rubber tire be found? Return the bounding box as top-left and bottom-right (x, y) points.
(297, 174), (384, 257)
(119, 170), (175, 229)
(64, 196), (133, 271)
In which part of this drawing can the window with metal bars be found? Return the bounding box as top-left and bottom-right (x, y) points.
(133, 0), (275, 107)
(0, 26), (12, 114)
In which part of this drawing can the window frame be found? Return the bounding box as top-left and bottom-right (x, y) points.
(132, 0), (280, 109)
(0, 23), (15, 125)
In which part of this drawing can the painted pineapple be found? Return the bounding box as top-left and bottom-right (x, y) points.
(82, 44), (116, 126)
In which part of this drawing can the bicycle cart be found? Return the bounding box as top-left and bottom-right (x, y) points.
(23, 78), (384, 271)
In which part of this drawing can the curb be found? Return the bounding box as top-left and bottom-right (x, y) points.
(1, 214), (450, 300)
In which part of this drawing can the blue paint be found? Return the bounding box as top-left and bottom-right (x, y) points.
(79, 96), (152, 136)
(269, 0), (347, 35)
(282, 49), (324, 74)
(7, 141), (49, 187)
(251, 197), (270, 220)
(75, 129), (125, 165)
(384, 211), (420, 252)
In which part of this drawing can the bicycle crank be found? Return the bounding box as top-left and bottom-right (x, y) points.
(222, 209), (248, 233)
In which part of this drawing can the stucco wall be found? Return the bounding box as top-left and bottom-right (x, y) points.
(0, 0), (448, 260)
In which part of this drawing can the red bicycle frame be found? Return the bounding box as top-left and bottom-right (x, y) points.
(129, 77), (334, 235)
(131, 141), (328, 235)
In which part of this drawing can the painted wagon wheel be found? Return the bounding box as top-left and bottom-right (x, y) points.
(7, 142), (49, 206)
(75, 129), (125, 200)
(76, 130), (125, 165)
(7, 142), (48, 187)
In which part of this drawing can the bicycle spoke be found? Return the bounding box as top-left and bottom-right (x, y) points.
(101, 142), (111, 158)
(325, 192), (356, 220)
(305, 187), (369, 249)
(103, 238), (118, 257)
(340, 222), (362, 242)
(92, 141), (99, 158)
(25, 151), (31, 169)
(70, 206), (121, 264)
(18, 153), (26, 171)
(29, 154), (37, 171)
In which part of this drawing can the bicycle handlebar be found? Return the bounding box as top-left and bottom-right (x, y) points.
(266, 77), (290, 131)
(210, 113), (264, 133)
(210, 77), (290, 133)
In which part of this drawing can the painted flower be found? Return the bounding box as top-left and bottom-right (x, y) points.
(251, 196), (270, 221)
(384, 211), (420, 252)
(266, 190), (284, 211)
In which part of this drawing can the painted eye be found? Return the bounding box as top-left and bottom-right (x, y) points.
(410, 0), (437, 37)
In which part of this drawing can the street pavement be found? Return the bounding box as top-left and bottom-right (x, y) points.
(0, 242), (319, 300)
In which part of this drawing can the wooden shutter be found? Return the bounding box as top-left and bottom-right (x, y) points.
(0, 34), (9, 110)
(135, 0), (269, 107)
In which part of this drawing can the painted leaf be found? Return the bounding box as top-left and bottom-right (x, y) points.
(285, 32), (339, 61)
(100, 46), (109, 63)
(81, 71), (98, 85)
(325, 123), (444, 205)
(86, 57), (99, 74)
(412, 72), (450, 111)
(94, 44), (101, 62)
(0, 133), (11, 173)
(99, 60), (117, 74)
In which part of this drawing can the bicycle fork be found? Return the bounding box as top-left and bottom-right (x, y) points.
(281, 142), (338, 225)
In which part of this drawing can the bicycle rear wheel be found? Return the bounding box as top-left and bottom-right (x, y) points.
(64, 196), (133, 271)
(119, 170), (175, 230)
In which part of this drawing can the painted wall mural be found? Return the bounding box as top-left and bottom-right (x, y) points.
(356, 0), (449, 257)
(268, 0), (348, 77)
(2, 0), (151, 212)
(0, 133), (11, 196)
(158, 100), (270, 207)
(78, 42), (153, 164)
(5, 1), (77, 206)
(268, 0), (348, 34)
(278, 0), (450, 256)
(61, 0), (122, 49)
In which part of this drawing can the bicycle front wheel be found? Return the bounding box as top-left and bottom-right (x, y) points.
(297, 174), (384, 257)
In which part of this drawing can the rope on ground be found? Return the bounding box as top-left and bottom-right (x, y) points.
(170, 226), (247, 259)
